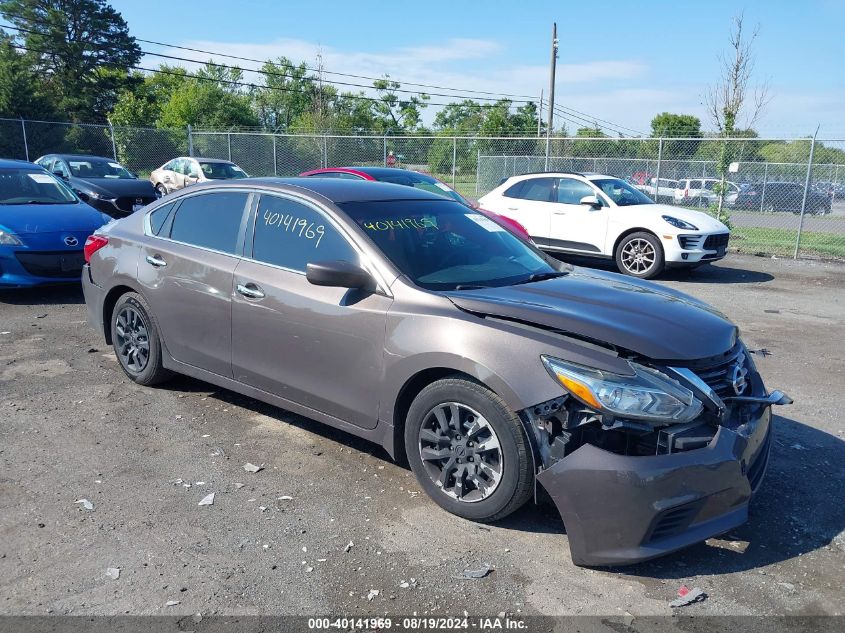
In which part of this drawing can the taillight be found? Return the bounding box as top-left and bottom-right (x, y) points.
(84, 235), (109, 263)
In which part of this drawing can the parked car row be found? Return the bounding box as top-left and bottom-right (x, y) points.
(77, 175), (790, 567)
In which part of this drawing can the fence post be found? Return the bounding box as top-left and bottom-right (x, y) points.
(653, 138), (663, 203)
(475, 148), (480, 195)
(272, 134), (277, 176)
(187, 125), (194, 157)
(108, 121), (118, 160)
(760, 163), (768, 212)
(794, 128), (819, 259)
(227, 133), (232, 161)
(383, 135), (387, 167)
(451, 137), (457, 188)
(20, 117), (29, 161)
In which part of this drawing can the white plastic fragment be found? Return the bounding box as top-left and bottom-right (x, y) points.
(278, 495), (293, 500)
(366, 589), (379, 601)
(344, 541), (354, 553)
(669, 587), (707, 608)
(165, 600), (180, 607)
(75, 499), (94, 511)
(243, 463), (263, 473)
(459, 564), (492, 579)
(198, 493), (215, 506)
(234, 483), (245, 489)
(105, 568), (120, 580)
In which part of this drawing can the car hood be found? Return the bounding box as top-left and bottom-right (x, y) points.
(0, 202), (108, 234)
(70, 177), (156, 198)
(648, 204), (730, 232)
(445, 268), (737, 361)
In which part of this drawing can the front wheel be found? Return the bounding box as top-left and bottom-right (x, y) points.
(155, 183), (168, 198)
(615, 232), (665, 279)
(405, 378), (533, 522)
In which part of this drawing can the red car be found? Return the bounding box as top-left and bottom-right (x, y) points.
(299, 167), (532, 243)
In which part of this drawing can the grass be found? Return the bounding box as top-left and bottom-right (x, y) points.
(732, 227), (845, 259)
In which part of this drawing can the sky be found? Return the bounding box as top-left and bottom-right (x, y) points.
(110, 0), (845, 137)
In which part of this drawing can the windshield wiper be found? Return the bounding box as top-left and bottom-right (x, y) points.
(16, 200), (67, 205)
(454, 284), (490, 291)
(512, 271), (569, 285)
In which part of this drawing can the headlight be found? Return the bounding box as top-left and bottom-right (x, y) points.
(542, 356), (703, 424)
(662, 215), (698, 231)
(0, 229), (23, 245)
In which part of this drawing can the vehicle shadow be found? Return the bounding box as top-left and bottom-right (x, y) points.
(553, 255), (775, 285)
(0, 284), (85, 306)
(607, 414), (845, 577)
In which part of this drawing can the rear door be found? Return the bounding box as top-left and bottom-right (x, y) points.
(549, 177), (609, 254)
(496, 177), (554, 245)
(137, 189), (250, 377)
(231, 192), (391, 429)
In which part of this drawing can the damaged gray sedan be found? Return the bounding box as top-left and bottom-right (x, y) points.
(81, 178), (790, 566)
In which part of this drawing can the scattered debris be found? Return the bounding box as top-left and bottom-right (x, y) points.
(195, 481), (206, 486)
(302, 546), (307, 553)
(622, 612), (635, 627)
(306, 566), (314, 572)
(748, 348), (772, 357)
(170, 478), (184, 486)
(669, 586), (707, 608)
(459, 564), (492, 579)
(87, 348), (97, 353)
(201, 434), (210, 438)
(75, 499), (94, 511)
(278, 495), (293, 501)
(258, 506), (267, 512)
(778, 582), (796, 593)
(399, 578), (418, 589)
(0, 331), (10, 335)
(105, 568), (120, 580)
(175, 415), (183, 420)
(366, 589), (380, 601)
(344, 541), (354, 553)
(791, 443), (808, 450)
(198, 493), (215, 506)
(764, 309), (780, 314)
(243, 463), (263, 473)
(35, 314), (47, 319)
(234, 483), (245, 489)
(209, 447), (226, 458)
(165, 600), (180, 607)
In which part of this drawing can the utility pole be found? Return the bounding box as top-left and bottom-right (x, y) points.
(544, 22), (558, 170)
(537, 89), (543, 137)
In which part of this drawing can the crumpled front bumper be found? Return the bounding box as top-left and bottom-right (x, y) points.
(537, 405), (772, 566)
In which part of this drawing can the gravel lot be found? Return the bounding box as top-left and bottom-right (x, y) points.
(0, 254), (843, 618)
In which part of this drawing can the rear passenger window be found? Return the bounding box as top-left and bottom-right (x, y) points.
(148, 202), (175, 235)
(252, 194), (356, 272)
(507, 178), (555, 201)
(503, 181), (525, 198)
(168, 192), (248, 254)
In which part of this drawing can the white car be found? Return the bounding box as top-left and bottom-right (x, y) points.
(478, 172), (730, 279)
(635, 177), (677, 203)
(673, 178), (740, 207)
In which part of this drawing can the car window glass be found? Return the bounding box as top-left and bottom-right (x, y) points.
(168, 192), (248, 254)
(52, 161), (68, 177)
(148, 202), (176, 235)
(503, 181), (524, 198)
(556, 178), (596, 204)
(252, 194), (357, 272)
(514, 178), (554, 202)
(37, 157), (54, 170)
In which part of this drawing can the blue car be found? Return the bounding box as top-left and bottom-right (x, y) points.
(0, 159), (111, 288)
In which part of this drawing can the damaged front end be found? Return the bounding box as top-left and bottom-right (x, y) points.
(523, 342), (791, 566)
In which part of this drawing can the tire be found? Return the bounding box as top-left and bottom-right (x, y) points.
(404, 377), (533, 523)
(155, 183), (168, 198)
(111, 292), (171, 386)
(615, 231), (665, 279)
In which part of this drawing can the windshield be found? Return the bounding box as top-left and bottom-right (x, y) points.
(375, 172), (467, 204)
(339, 199), (558, 291)
(593, 178), (655, 207)
(0, 169), (78, 205)
(68, 158), (134, 179)
(200, 162), (248, 179)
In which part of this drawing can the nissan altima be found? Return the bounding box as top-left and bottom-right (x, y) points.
(81, 178), (789, 566)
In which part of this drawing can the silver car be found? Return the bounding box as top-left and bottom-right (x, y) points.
(81, 178), (789, 566)
(150, 157), (248, 197)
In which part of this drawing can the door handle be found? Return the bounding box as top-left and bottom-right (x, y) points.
(507, 207), (519, 211)
(236, 283), (265, 299)
(145, 254), (167, 267)
(553, 211), (567, 215)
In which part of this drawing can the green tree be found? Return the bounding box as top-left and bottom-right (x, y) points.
(370, 76), (429, 132)
(253, 57), (314, 131)
(0, 32), (53, 118)
(0, 0), (141, 121)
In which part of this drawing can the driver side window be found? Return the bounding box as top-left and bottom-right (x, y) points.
(557, 178), (598, 205)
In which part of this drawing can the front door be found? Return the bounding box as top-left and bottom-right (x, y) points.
(548, 177), (609, 254)
(137, 190), (250, 377)
(231, 192), (390, 429)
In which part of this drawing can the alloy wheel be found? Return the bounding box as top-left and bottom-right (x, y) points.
(418, 402), (503, 503)
(620, 238), (656, 275)
(114, 306), (150, 373)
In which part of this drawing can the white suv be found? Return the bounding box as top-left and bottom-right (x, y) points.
(478, 172), (730, 279)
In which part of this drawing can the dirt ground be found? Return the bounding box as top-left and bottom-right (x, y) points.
(0, 253), (843, 618)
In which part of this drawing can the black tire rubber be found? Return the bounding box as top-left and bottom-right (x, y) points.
(155, 184), (167, 198)
(111, 292), (172, 386)
(614, 231), (665, 279)
(404, 377), (534, 523)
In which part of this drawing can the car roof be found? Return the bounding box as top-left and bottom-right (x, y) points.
(0, 158), (41, 170)
(342, 166), (437, 179)
(42, 153), (116, 161)
(187, 177), (452, 203)
(193, 157), (236, 164)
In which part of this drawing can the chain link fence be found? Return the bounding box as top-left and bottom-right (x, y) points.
(3, 117), (844, 260)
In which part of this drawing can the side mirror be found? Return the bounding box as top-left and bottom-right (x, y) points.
(580, 195), (601, 209)
(53, 169), (68, 180)
(306, 260), (373, 289)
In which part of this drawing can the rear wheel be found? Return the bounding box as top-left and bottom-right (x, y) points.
(615, 232), (665, 279)
(155, 183), (167, 198)
(111, 292), (171, 386)
(405, 377), (533, 522)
